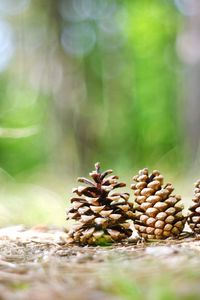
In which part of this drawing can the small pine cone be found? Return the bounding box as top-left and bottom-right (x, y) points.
(188, 180), (200, 234)
(66, 163), (135, 245)
(131, 168), (186, 240)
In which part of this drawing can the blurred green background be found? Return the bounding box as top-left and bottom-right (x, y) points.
(0, 0), (200, 226)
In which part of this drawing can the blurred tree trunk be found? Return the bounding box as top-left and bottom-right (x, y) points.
(179, 4), (200, 158)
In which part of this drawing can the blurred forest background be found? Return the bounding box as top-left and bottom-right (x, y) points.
(0, 0), (200, 226)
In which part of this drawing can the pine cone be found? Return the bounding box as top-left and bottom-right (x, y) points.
(131, 168), (186, 240)
(188, 180), (200, 233)
(66, 163), (135, 245)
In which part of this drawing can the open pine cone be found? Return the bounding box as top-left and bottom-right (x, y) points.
(131, 168), (186, 240)
(66, 163), (135, 245)
(188, 180), (200, 234)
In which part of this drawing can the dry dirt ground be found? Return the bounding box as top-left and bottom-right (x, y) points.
(0, 226), (200, 300)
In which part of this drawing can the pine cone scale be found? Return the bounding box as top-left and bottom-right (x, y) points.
(131, 168), (186, 240)
(66, 163), (135, 245)
(188, 180), (200, 233)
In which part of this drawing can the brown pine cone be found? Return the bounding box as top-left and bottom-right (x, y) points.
(188, 180), (200, 233)
(131, 168), (186, 240)
(66, 163), (135, 245)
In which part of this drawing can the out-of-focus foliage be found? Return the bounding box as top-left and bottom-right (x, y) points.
(0, 0), (184, 176)
(0, 0), (199, 225)
(125, 1), (183, 168)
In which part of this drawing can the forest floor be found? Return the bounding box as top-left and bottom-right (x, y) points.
(0, 226), (200, 300)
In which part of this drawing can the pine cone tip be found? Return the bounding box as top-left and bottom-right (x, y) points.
(95, 162), (100, 173)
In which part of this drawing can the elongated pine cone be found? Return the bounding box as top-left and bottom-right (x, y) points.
(66, 163), (135, 245)
(131, 168), (186, 240)
(188, 180), (200, 233)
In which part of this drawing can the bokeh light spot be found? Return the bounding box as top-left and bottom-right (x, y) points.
(0, 20), (14, 71)
(174, 0), (200, 16)
(0, 0), (30, 16)
(61, 23), (96, 57)
(58, 0), (85, 22)
(73, 0), (116, 20)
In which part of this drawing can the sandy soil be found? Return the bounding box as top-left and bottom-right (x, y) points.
(0, 226), (200, 300)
